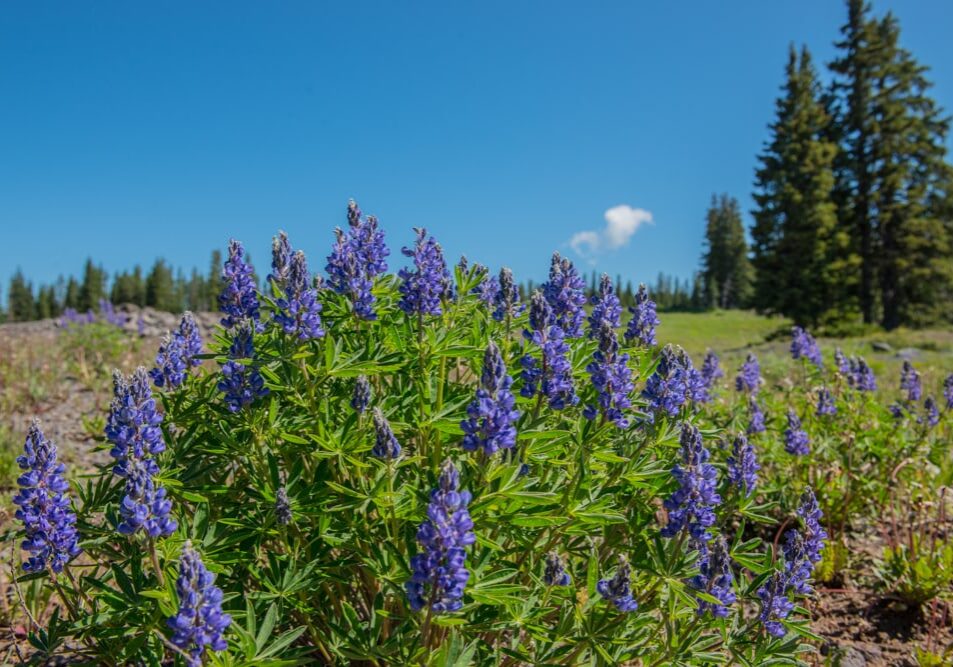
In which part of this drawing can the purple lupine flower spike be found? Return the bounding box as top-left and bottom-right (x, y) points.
(923, 397), (940, 428)
(834, 348), (850, 375)
(371, 408), (402, 459)
(848, 356), (876, 392)
(661, 424), (721, 541)
(275, 487), (292, 525)
(588, 273), (622, 337)
(746, 397), (766, 435)
(219, 239), (261, 330)
(12, 421), (82, 573)
(735, 353), (760, 394)
(784, 410), (810, 456)
(461, 342), (520, 455)
(117, 458), (176, 537)
(943, 374), (953, 409)
(150, 311), (203, 390)
(757, 489), (826, 636)
(597, 556), (639, 612)
(542, 252), (586, 338)
(405, 460), (476, 613)
(398, 228), (453, 317)
(274, 250), (324, 341)
(268, 230), (293, 289)
(700, 350), (723, 390)
(492, 267), (524, 322)
(326, 227), (375, 319)
(900, 361), (922, 402)
(680, 349), (709, 404)
(816, 387), (837, 417)
(758, 571), (795, 637)
(106, 369), (177, 538)
(624, 283), (660, 346)
(106, 369), (166, 473)
(325, 199), (389, 320)
(692, 536), (736, 618)
(520, 291), (578, 410)
(643, 346), (687, 418)
(790, 326), (822, 367)
(726, 434), (759, 497)
(167, 541), (231, 666)
(583, 321), (634, 428)
(217, 323), (269, 412)
(472, 264), (500, 306)
(351, 208), (390, 278)
(351, 375), (371, 414)
(544, 551), (571, 586)
(782, 487), (827, 595)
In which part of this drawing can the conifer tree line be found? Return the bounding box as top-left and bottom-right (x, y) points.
(2, 251), (225, 323)
(751, 0), (953, 329)
(519, 270), (703, 313)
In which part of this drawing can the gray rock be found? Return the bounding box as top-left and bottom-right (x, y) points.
(838, 647), (867, 667)
(870, 341), (892, 352)
(896, 347), (920, 360)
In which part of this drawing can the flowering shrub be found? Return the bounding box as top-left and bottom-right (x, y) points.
(12, 202), (846, 665)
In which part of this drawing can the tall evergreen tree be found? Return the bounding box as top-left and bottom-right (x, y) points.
(37, 284), (59, 319)
(78, 258), (107, 311)
(63, 276), (81, 310)
(145, 259), (176, 311)
(829, 0), (953, 328)
(700, 194), (753, 309)
(829, 0), (878, 323)
(206, 249), (223, 309)
(752, 46), (852, 325)
(185, 268), (206, 311)
(7, 270), (35, 321)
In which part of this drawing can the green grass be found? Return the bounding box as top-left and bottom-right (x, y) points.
(657, 310), (790, 359)
(655, 309), (953, 397)
(0, 424), (22, 512)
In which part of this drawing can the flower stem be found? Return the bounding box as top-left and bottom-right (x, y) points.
(150, 540), (165, 586)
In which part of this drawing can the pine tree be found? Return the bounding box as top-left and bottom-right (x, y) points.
(78, 259), (107, 311)
(145, 259), (176, 311)
(173, 269), (188, 313)
(185, 268), (206, 311)
(36, 285), (58, 319)
(829, 0), (877, 323)
(752, 46), (851, 325)
(829, 0), (952, 328)
(111, 269), (139, 305)
(206, 249), (223, 310)
(64, 276), (80, 310)
(700, 194), (753, 309)
(7, 270), (35, 321)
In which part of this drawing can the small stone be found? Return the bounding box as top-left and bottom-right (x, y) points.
(870, 341), (892, 352)
(839, 647), (867, 667)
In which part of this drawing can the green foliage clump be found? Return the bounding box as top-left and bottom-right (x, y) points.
(7, 234), (823, 666)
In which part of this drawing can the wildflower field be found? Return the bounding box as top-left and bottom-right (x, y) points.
(1, 202), (952, 666)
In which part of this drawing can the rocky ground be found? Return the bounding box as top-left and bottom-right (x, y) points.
(1, 307), (219, 469)
(0, 310), (950, 665)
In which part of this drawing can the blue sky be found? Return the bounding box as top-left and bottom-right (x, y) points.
(2, 1), (952, 294)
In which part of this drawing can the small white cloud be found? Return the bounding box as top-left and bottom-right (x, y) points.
(568, 205), (653, 262)
(569, 230), (601, 257)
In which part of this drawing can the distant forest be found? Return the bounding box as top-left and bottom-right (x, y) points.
(4, 0), (952, 331)
(0, 248), (705, 324)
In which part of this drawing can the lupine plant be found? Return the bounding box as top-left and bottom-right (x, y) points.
(11, 204), (838, 666)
